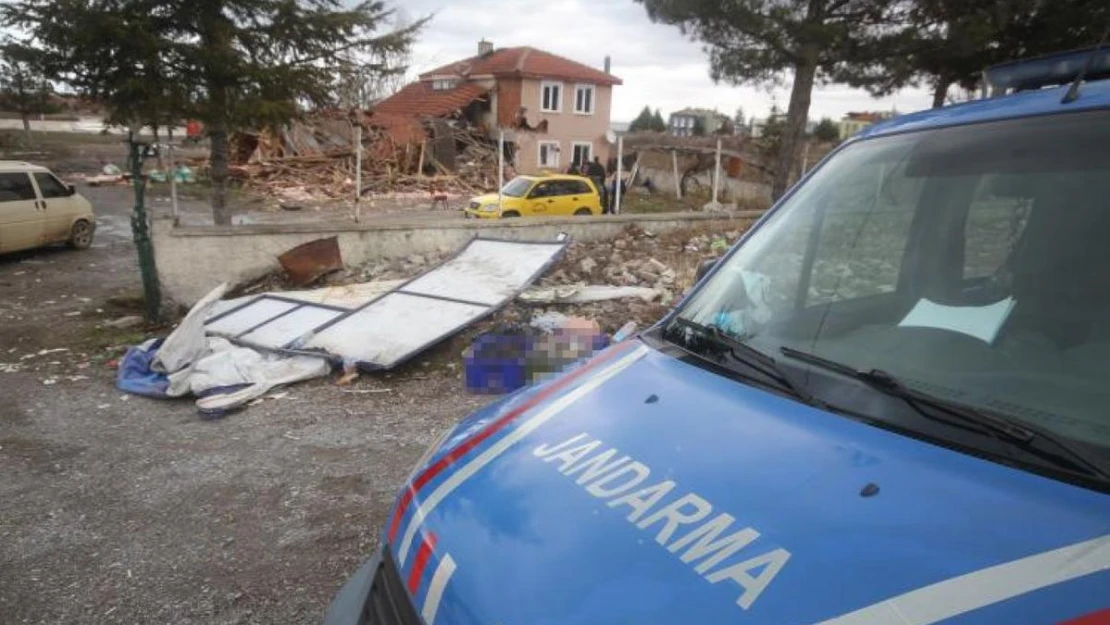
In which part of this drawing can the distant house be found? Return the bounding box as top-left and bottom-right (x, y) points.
(669, 108), (730, 137)
(838, 111), (893, 139)
(374, 40), (621, 174)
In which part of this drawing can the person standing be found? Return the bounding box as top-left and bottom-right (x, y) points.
(585, 156), (608, 213)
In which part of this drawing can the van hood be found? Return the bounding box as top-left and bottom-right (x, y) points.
(387, 342), (1110, 625)
(469, 193), (500, 207)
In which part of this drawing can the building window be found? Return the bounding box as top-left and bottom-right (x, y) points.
(574, 84), (594, 115)
(571, 142), (592, 167)
(541, 81), (563, 113)
(432, 78), (456, 90)
(538, 141), (560, 168)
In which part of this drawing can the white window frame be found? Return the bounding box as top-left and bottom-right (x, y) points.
(538, 140), (561, 168)
(573, 84), (595, 115)
(431, 78), (456, 90)
(571, 141), (592, 166)
(540, 81), (563, 113)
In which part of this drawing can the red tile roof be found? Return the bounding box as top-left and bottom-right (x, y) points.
(365, 111), (425, 146)
(419, 46), (622, 86)
(372, 81), (489, 118)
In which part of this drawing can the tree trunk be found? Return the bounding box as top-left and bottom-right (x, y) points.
(20, 111), (31, 147)
(209, 115), (231, 225)
(152, 124), (164, 169)
(202, 5), (234, 226)
(772, 57), (818, 201)
(932, 77), (951, 108)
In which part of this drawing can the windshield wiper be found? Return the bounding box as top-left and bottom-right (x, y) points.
(667, 317), (820, 406)
(780, 346), (1110, 482)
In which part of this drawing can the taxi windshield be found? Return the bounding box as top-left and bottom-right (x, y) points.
(673, 110), (1110, 454)
(501, 177), (534, 198)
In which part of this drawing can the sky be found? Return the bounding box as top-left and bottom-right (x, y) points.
(396, 0), (936, 124)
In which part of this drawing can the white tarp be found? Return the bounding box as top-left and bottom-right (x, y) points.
(154, 282), (228, 374)
(203, 237), (567, 370)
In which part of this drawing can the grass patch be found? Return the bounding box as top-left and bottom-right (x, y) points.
(78, 324), (150, 354)
(621, 192), (705, 214)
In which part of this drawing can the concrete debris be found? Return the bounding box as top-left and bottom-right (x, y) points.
(519, 285), (661, 304)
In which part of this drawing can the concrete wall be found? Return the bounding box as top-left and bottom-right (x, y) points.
(638, 166), (773, 206)
(154, 211), (762, 306)
(515, 80), (613, 173)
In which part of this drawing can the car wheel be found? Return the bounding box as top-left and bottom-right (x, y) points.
(501, 211), (521, 218)
(574, 207), (593, 216)
(68, 219), (94, 250)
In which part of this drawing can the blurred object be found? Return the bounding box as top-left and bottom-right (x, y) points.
(277, 237), (343, 286)
(529, 311), (568, 334)
(465, 314), (609, 394)
(173, 165), (196, 184)
(528, 316), (608, 385)
(464, 328), (531, 394)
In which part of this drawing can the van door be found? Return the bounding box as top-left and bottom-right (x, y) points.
(32, 172), (77, 242)
(0, 172), (44, 253)
(528, 181), (558, 215)
(559, 179), (592, 215)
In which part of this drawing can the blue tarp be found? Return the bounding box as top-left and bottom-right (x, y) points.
(115, 338), (170, 398)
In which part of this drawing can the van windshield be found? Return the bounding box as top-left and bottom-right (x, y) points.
(674, 111), (1110, 456)
(501, 177), (534, 198)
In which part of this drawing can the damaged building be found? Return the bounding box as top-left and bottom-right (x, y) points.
(373, 40), (622, 175)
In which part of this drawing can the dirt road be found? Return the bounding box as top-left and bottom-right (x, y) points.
(0, 187), (487, 624)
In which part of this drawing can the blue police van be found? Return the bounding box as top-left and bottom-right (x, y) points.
(326, 49), (1110, 625)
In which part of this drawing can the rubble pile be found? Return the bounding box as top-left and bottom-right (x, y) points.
(514, 224), (749, 331)
(342, 223), (751, 333)
(233, 222), (756, 356)
(224, 111), (500, 205)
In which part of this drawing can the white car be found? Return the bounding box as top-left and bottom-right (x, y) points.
(0, 161), (96, 254)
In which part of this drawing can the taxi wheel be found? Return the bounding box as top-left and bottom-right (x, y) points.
(68, 220), (94, 250)
(574, 207), (593, 216)
(501, 210), (521, 218)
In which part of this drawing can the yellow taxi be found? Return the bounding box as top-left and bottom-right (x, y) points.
(464, 174), (602, 218)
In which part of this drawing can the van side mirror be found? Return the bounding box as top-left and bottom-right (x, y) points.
(695, 258), (718, 282)
(65, 184), (76, 196)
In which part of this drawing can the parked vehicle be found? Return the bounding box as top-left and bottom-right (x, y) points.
(0, 161), (95, 254)
(326, 49), (1110, 625)
(464, 174), (602, 218)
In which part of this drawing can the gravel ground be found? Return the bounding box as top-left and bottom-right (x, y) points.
(0, 181), (489, 624)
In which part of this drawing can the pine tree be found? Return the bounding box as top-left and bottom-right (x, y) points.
(4, 0), (424, 224)
(0, 42), (50, 146)
(628, 105), (655, 132)
(636, 0), (914, 199)
(650, 109), (667, 132)
(813, 117), (840, 142)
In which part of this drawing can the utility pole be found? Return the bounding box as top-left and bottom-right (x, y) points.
(128, 126), (162, 322)
(497, 129), (504, 216)
(354, 124), (363, 223)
